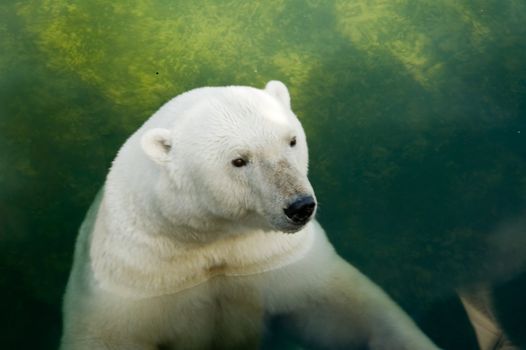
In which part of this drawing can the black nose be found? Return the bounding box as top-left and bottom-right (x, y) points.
(284, 196), (316, 224)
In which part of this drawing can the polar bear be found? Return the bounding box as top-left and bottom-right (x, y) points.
(61, 81), (439, 350)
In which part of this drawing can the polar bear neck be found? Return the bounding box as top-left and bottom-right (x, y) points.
(89, 188), (315, 299)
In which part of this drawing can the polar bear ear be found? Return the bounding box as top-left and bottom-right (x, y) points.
(141, 128), (172, 165)
(265, 80), (291, 109)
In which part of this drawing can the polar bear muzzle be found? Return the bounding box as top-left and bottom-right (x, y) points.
(284, 195), (316, 225)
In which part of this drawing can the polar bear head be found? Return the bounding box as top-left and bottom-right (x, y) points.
(139, 81), (316, 235)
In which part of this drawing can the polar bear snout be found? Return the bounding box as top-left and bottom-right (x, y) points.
(284, 195), (316, 225)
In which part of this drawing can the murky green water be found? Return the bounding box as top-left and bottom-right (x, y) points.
(1, 1), (525, 349)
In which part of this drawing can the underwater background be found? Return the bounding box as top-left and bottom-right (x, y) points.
(1, 0), (525, 349)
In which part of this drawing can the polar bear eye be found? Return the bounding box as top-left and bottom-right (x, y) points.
(231, 158), (247, 167)
(289, 137), (297, 147)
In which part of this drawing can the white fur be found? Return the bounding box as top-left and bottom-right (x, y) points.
(61, 82), (439, 349)
(265, 80), (291, 109)
(140, 128), (172, 165)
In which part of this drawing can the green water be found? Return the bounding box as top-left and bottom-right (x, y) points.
(1, 1), (525, 349)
